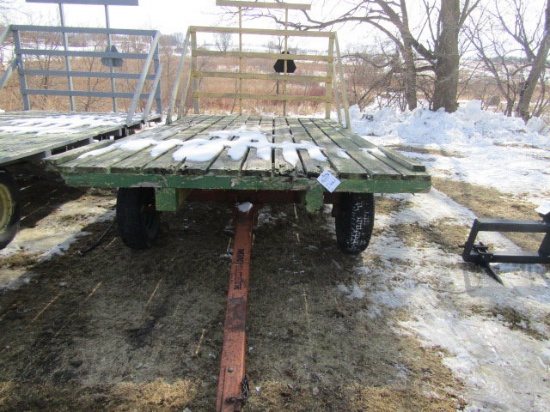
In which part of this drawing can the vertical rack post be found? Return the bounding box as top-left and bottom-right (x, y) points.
(335, 35), (351, 128)
(13, 29), (31, 110)
(238, 6), (243, 115)
(58, 3), (75, 111)
(282, 6), (289, 116)
(327, 34), (335, 121)
(191, 30), (199, 114)
(104, 4), (118, 112)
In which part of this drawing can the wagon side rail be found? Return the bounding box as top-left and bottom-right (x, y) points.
(0, 24), (162, 121)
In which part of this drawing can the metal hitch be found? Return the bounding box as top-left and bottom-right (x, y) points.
(462, 210), (550, 284)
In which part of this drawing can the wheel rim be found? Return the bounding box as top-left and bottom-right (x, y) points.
(0, 182), (13, 231)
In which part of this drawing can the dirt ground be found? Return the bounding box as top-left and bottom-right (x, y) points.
(0, 166), (486, 412)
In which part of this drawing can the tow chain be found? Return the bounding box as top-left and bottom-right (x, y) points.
(227, 375), (250, 411)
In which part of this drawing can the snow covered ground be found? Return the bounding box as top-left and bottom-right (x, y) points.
(345, 101), (550, 411)
(352, 101), (550, 205)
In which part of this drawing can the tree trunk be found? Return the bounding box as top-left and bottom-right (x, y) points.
(402, 33), (418, 111)
(515, 0), (550, 121)
(432, 0), (460, 112)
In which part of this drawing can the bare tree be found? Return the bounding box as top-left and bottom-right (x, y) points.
(215, 32), (233, 52)
(515, 0), (550, 120)
(466, 6), (527, 116)
(344, 42), (407, 109)
(240, 0), (479, 113)
(432, 0), (460, 112)
(0, 0), (10, 15)
(467, 0), (550, 120)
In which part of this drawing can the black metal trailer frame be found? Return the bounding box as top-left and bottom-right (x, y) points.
(462, 213), (550, 284)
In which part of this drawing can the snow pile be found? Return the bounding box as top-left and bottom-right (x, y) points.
(351, 101), (550, 205)
(353, 101), (549, 148)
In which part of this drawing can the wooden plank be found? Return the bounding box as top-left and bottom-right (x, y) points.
(190, 26), (331, 38)
(0, 113), (134, 166)
(141, 115), (231, 174)
(309, 119), (403, 179)
(193, 50), (331, 62)
(241, 117), (273, 177)
(315, 118), (427, 175)
(175, 116), (248, 176)
(272, 117), (306, 177)
(313, 118), (377, 150)
(47, 140), (115, 166)
(110, 115), (220, 173)
(194, 92), (329, 103)
(57, 116), (209, 173)
(216, 0), (311, 10)
(292, 118), (366, 179)
(285, 118), (325, 177)
(193, 71), (331, 84)
(375, 147), (426, 172)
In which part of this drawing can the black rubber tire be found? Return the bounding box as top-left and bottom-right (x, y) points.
(0, 170), (21, 250)
(116, 187), (161, 250)
(335, 193), (375, 254)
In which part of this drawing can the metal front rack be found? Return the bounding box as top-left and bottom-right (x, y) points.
(462, 212), (550, 284)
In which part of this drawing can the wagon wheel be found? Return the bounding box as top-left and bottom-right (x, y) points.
(0, 170), (21, 250)
(116, 187), (161, 250)
(334, 193), (375, 254)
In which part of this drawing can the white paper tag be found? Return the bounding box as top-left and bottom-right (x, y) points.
(317, 170), (341, 193)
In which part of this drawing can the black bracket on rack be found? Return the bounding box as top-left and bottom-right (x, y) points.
(461, 210), (550, 284)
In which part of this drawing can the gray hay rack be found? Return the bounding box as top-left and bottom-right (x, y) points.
(0, 0), (162, 123)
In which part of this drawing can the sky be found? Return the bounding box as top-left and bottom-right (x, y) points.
(6, 0), (547, 53)
(4, 0), (369, 49)
(6, 0), (319, 34)
(7, 0), (224, 34)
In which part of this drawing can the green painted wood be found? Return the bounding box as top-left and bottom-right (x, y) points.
(48, 115), (431, 195)
(206, 116), (251, 176)
(291, 118), (365, 178)
(315, 118), (426, 172)
(58, 171), (431, 194)
(47, 140), (114, 166)
(241, 117), (273, 177)
(112, 115), (220, 173)
(310, 119), (402, 179)
(273, 117), (306, 177)
(144, 115), (229, 174)
(285, 118), (326, 177)
(155, 188), (190, 212)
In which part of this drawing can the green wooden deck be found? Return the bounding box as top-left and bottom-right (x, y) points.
(0, 111), (160, 167)
(47, 114), (430, 209)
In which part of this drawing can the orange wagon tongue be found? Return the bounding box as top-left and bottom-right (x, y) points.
(216, 204), (257, 412)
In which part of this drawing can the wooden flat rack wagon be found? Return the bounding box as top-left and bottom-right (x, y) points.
(47, 1), (430, 411)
